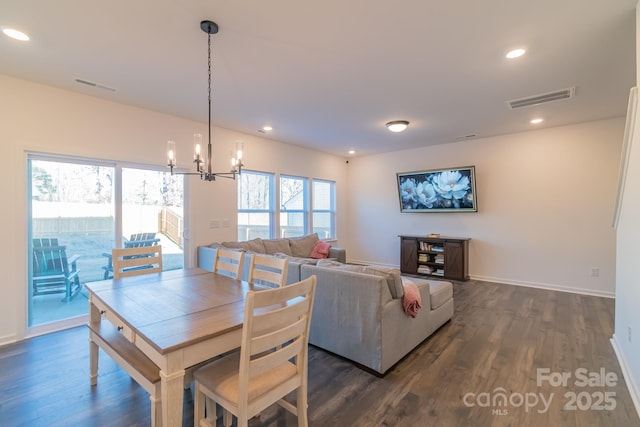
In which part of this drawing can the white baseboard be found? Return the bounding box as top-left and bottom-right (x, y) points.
(470, 274), (615, 298)
(611, 334), (640, 420)
(0, 333), (18, 347)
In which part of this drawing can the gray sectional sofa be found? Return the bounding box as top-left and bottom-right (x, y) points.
(197, 234), (453, 376)
(301, 262), (453, 375)
(197, 233), (346, 284)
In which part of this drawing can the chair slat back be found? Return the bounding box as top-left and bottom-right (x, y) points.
(112, 245), (163, 279)
(247, 254), (289, 288)
(124, 232), (159, 248)
(238, 275), (316, 401)
(214, 248), (245, 279)
(33, 244), (68, 276)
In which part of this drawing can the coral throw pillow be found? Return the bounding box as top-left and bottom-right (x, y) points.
(310, 241), (331, 259)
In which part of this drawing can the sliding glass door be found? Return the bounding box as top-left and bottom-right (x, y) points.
(28, 156), (184, 330)
(121, 167), (184, 272)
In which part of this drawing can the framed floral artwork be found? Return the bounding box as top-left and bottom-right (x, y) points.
(396, 166), (477, 212)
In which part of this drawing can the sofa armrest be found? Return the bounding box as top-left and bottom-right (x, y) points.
(197, 246), (217, 272)
(328, 246), (346, 263)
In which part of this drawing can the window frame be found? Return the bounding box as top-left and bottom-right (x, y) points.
(279, 174), (309, 238)
(237, 170), (275, 240)
(311, 178), (336, 239)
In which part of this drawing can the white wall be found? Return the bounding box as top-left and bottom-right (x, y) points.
(0, 74), (347, 344)
(345, 118), (623, 297)
(610, 2), (640, 414)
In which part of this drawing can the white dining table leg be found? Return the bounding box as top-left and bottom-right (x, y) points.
(160, 353), (185, 427)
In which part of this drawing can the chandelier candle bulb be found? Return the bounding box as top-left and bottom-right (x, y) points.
(236, 141), (244, 161)
(167, 140), (176, 167)
(193, 133), (203, 161)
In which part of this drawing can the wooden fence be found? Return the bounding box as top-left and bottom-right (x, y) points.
(159, 208), (183, 249)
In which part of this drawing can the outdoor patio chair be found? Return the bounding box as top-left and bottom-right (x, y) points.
(101, 232), (161, 279)
(112, 245), (163, 279)
(32, 238), (82, 302)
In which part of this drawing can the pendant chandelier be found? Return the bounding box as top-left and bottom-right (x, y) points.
(167, 20), (244, 181)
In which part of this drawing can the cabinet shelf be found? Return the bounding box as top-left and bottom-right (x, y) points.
(400, 235), (470, 281)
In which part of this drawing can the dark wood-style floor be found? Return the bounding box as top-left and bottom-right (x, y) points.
(1, 280), (638, 427)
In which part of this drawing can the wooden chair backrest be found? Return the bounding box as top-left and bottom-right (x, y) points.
(247, 254), (289, 288)
(124, 232), (160, 248)
(33, 244), (69, 276)
(112, 245), (163, 279)
(238, 275), (316, 414)
(214, 248), (245, 279)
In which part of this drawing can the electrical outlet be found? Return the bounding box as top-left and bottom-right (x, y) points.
(590, 267), (599, 277)
(629, 326), (633, 344)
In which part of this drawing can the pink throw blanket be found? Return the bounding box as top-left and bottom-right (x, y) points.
(401, 277), (422, 318)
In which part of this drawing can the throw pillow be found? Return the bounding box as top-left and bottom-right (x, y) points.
(263, 238), (293, 255)
(245, 238), (266, 254)
(289, 233), (319, 257)
(310, 240), (331, 259)
(362, 265), (404, 299)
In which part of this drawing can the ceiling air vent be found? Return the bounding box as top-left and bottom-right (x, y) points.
(506, 87), (575, 109)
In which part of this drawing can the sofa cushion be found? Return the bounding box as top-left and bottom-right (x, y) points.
(362, 265), (404, 299)
(429, 281), (453, 310)
(289, 233), (319, 257)
(263, 238), (292, 255)
(273, 253), (319, 265)
(310, 240), (331, 259)
(222, 238), (265, 253)
(316, 259), (367, 272)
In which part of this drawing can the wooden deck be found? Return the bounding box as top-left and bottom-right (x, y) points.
(1, 279), (638, 426)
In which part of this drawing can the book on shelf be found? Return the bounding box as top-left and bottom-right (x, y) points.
(431, 246), (444, 252)
(417, 265), (434, 274)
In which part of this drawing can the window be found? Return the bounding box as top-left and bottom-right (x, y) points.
(238, 171), (274, 240)
(312, 179), (336, 239)
(280, 175), (308, 238)
(238, 172), (336, 240)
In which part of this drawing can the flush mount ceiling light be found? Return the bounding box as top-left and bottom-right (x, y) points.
(2, 27), (30, 41)
(506, 48), (526, 59)
(530, 118), (544, 124)
(167, 20), (244, 181)
(386, 120), (409, 133)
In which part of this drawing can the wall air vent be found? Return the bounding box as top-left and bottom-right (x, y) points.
(74, 78), (116, 92)
(506, 87), (575, 109)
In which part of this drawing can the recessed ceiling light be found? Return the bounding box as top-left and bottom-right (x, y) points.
(348, 150), (355, 154)
(262, 125), (273, 132)
(530, 118), (543, 124)
(386, 120), (409, 132)
(2, 27), (30, 41)
(506, 48), (525, 59)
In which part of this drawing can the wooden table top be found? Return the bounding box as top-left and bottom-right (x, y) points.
(85, 268), (261, 354)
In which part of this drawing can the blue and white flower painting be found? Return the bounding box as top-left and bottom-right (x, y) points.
(397, 166), (477, 212)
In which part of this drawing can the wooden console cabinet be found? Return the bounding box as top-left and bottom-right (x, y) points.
(400, 235), (470, 281)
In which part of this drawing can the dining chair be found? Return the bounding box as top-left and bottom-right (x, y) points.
(112, 245), (163, 279)
(247, 254), (289, 288)
(102, 232), (161, 279)
(213, 248), (245, 279)
(193, 275), (317, 427)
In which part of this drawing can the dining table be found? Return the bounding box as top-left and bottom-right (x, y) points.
(85, 268), (263, 427)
